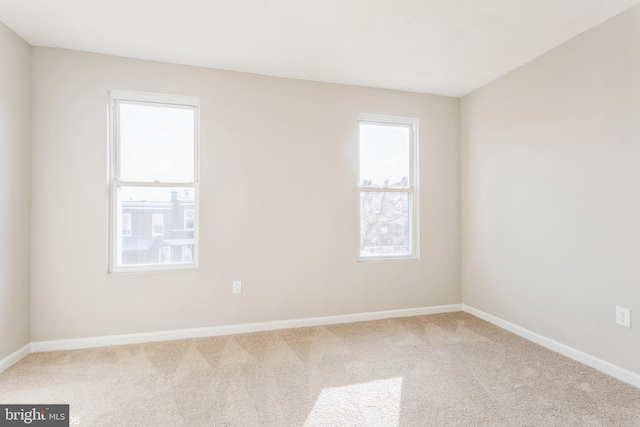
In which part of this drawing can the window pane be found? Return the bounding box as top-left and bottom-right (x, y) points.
(359, 123), (410, 188)
(119, 102), (195, 182)
(152, 214), (164, 236)
(159, 247), (172, 263)
(182, 246), (193, 262)
(360, 191), (410, 257)
(122, 214), (132, 236)
(116, 186), (196, 267)
(184, 209), (194, 230)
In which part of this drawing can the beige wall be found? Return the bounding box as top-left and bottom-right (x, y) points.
(462, 5), (640, 374)
(0, 22), (31, 359)
(4, 4), (639, 379)
(30, 47), (461, 341)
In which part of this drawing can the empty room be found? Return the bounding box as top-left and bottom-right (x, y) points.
(1, 0), (639, 425)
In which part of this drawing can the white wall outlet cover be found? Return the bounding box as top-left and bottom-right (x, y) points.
(232, 280), (242, 294)
(616, 306), (631, 328)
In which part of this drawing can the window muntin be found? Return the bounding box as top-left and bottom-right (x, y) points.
(110, 91), (199, 272)
(358, 115), (418, 261)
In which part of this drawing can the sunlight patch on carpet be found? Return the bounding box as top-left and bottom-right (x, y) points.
(304, 377), (402, 427)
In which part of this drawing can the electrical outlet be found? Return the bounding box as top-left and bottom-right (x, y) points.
(232, 280), (242, 294)
(616, 306), (631, 328)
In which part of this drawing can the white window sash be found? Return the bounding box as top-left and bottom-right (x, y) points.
(357, 114), (420, 262)
(108, 90), (199, 273)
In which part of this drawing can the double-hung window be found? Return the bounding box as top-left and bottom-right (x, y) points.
(109, 91), (199, 272)
(358, 114), (418, 261)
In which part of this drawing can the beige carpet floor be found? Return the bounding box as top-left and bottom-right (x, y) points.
(1, 312), (639, 426)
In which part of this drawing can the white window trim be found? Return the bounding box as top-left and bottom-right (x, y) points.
(108, 90), (200, 273)
(357, 113), (420, 262)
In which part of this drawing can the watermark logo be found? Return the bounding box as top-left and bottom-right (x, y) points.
(0, 405), (69, 426)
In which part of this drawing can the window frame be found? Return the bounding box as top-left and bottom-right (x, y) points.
(108, 90), (200, 273)
(357, 113), (419, 262)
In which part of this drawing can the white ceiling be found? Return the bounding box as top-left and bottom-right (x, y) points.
(0, 0), (638, 97)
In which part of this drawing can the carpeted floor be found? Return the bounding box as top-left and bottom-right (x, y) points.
(1, 312), (639, 426)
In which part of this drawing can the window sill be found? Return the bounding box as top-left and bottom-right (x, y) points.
(109, 263), (198, 274)
(358, 255), (419, 263)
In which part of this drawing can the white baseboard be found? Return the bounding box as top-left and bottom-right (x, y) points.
(462, 304), (640, 389)
(0, 344), (31, 374)
(30, 304), (462, 353)
(13, 304), (640, 390)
